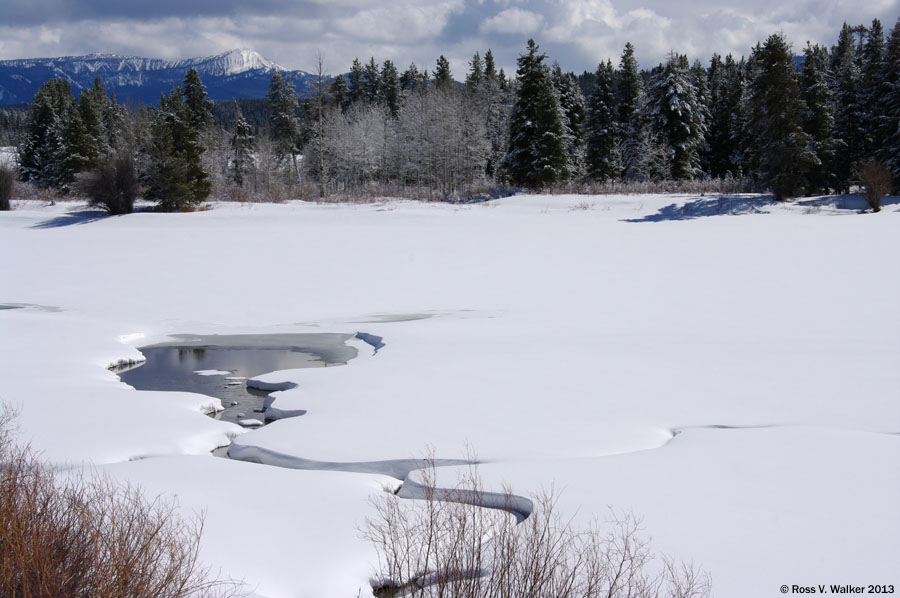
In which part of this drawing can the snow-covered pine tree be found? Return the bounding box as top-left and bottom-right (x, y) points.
(830, 23), (865, 190)
(551, 63), (586, 179)
(690, 59), (712, 176)
(585, 60), (620, 181)
(266, 70), (300, 178)
(746, 33), (818, 200)
(799, 43), (835, 193)
(881, 18), (900, 185)
(18, 79), (81, 190)
(646, 53), (705, 180)
(614, 42), (646, 181)
(860, 19), (886, 154)
(502, 39), (569, 188)
(466, 51), (484, 89)
(230, 101), (254, 188)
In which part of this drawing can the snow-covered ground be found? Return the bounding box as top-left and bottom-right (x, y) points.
(1, 194), (898, 597)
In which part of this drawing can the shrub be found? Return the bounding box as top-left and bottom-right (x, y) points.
(858, 158), (893, 213)
(0, 164), (14, 211)
(0, 406), (241, 598)
(76, 154), (139, 215)
(364, 459), (711, 598)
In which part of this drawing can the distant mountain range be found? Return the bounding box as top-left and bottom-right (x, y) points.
(0, 48), (314, 106)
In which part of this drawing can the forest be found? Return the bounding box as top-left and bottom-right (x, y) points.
(2, 18), (898, 213)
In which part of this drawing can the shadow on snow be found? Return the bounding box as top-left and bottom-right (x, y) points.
(625, 194), (899, 223)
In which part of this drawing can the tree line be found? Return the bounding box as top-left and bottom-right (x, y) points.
(5, 18), (898, 213)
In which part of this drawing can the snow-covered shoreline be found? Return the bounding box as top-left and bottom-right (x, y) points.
(1, 195), (897, 597)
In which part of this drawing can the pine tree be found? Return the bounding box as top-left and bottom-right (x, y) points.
(330, 74), (350, 112)
(830, 23), (865, 190)
(881, 18), (900, 184)
(860, 19), (886, 153)
(381, 60), (400, 118)
(266, 70), (299, 175)
(400, 63), (421, 91)
(614, 42), (645, 180)
(348, 59), (365, 104)
(690, 59), (712, 175)
(363, 58), (381, 104)
(746, 33), (818, 200)
(18, 79), (80, 189)
(502, 39), (569, 188)
(799, 43), (836, 193)
(146, 86), (197, 210)
(551, 64), (586, 179)
(466, 51), (484, 89)
(230, 102), (254, 188)
(484, 50), (498, 81)
(646, 53), (705, 180)
(705, 54), (745, 178)
(585, 60), (620, 181)
(434, 56), (453, 90)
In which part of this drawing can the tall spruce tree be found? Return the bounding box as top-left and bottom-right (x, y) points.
(330, 74), (350, 112)
(19, 79), (84, 190)
(267, 70), (300, 179)
(381, 60), (401, 118)
(466, 51), (485, 89)
(348, 59), (365, 104)
(551, 64), (586, 179)
(502, 39), (569, 188)
(746, 33), (818, 200)
(881, 18), (900, 184)
(831, 23), (865, 190)
(146, 85), (200, 210)
(860, 19), (886, 153)
(434, 56), (453, 90)
(646, 53), (705, 179)
(363, 58), (382, 104)
(799, 43), (836, 193)
(614, 42), (645, 180)
(585, 60), (620, 181)
(230, 102), (254, 188)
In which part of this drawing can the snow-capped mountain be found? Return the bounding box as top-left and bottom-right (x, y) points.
(0, 49), (310, 105)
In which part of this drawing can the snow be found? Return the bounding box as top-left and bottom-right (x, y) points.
(194, 369), (232, 376)
(1, 194), (898, 597)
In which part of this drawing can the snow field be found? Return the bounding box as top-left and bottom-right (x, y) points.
(1, 194), (897, 596)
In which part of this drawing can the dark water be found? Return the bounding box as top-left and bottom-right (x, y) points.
(117, 333), (357, 426)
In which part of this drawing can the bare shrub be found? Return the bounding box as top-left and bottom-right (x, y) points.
(0, 164), (13, 211)
(364, 460), (711, 598)
(858, 158), (893, 213)
(0, 406), (242, 598)
(76, 155), (139, 215)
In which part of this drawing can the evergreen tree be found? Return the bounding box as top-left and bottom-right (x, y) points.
(484, 50), (497, 81)
(230, 101), (254, 188)
(551, 63), (586, 178)
(330, 74), (350, 112)
(381, 60), (400, 118)
(614, 42), (645, 180)
(266, 70), (299, 170)
(830, 23), (865, 190)
(348, 58), (365, 104)
(860, 19), (886, 152)
(434, 55), (453, 90)
(690, 59), (712, 174)
(146, 85), (205, 210)
(466, 51), (484, 89)
(705, 54), (746, 177)
(502, 39), (569, 188)
(746, 33), (818, 200)
(18, 79), (81, 189)
(585, 60), (620, 181)
(400, 63), (421, 91)
(363, 58), (381, 104)
(182, 68), (213, 132)
(646, 53), (705, 179)
(799, 43), (836, 193)
(881, 18), (900, 184)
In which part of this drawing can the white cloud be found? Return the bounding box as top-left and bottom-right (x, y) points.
(480, 7), (545, 35)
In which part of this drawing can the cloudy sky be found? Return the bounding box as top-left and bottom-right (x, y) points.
(1, 0), (898, 76)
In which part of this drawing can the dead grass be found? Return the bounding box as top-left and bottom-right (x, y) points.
(0, 406), (243, 598)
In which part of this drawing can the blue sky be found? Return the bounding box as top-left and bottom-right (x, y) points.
(1, 0), (897, 76)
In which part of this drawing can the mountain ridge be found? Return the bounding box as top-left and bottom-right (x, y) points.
(0, 48), (310, 105)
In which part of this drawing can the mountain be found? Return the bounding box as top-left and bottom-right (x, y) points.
(0, 48), (314, 106)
